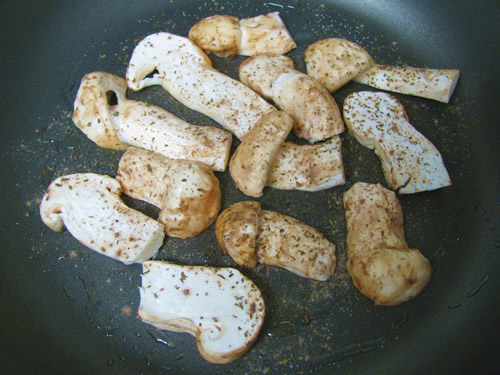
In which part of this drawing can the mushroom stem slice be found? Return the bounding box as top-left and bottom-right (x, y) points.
(138, 261), (265, 364)
(267, 136), (345, 192)
(189, 12), (296, 57)
(126, 32), (275, 140)
(117, 100), (231, 172)
(229, 111), (293, 198)
(343, 91), (451, 194)
(215, 201), (337, 281)
(116, 147), (221, 239)
(344, 182), (432, 305)
(39, 173), (164, 264)
(353, 64), (460, 103)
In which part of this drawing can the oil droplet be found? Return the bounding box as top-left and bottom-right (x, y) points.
(467, 272), (490, 297)
(107, 359), (114, 367)
(448, 301), (462, 309)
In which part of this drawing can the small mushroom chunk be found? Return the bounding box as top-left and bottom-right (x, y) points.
(138, 261), (265, 364)
(189, 12), (296, 57)
(73, 72), (231, 172)
(240, 55), (344, 142)
(116, 147), (221, 239)
(343, 91), (451, 194)
(229, 111), (293, 198)
(126, 32), (275, 140)
(344, 182), (432, 305)
(305, 38), (460, 103)
(305, 38), (374, 93)
(267, 136), (345, 192)
(216, 201), (336, 281)
(39, 173), (165, 264)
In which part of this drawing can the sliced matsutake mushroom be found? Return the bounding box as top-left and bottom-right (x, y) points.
(126, 32), (276, 140)
(229, 111), (293, 197)
(39, 173), (164, 264)
(216, 201), (336, 281)
(267, 136), (345, 192)
(344, 182), (432, 306)
(188, 12), (296, 57)
(239, 54), (344, 142)
(305, 38), (460, 103)
(138, 260), (265, 364)
(116, 147), (220, 239)
(73, 71), (231, 171)
(343, 91), (451, 194)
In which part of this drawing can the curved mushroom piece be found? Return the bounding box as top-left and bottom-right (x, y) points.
(344, 182), (432, 306)
(268, 136), (345, 192)
(305, 38), (460, 103)
(139, 261), (265, 364)
(188, 12), (296, 57)
(216, 201), (336, 281)
(73, 72), (231, 172)
(229, 111), (293, 197)
(239, 55), (344, 142)
(126, 32), (275, 140)
(343, 91), (451, 194)
(116, 147), (221, 239)
(39, 173), (165, 264)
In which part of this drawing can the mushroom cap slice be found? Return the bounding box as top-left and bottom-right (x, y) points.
(215, 201), (337, 281)
(215, 201), (261, 268)
(344, 182), (432, 306)
(267, 136), (345, 192)
(229, 111), (293, 197)
(343, 91), (451, 194)
(126, 32), (275, 140)
(138, 261), (265, 364)
(116, 147), (221, 239)
(305, 38), (374, 92)
(188, 15), (242, 57)
(39, 173), (164, 264)
(72, 72), (129, 150)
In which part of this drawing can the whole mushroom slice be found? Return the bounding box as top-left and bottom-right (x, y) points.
(239, 55), (344, 142)
(229, 111), (294, 198)
(138, 260), (265, 364)
(73, 72), (231, 172)
(267, 136), (345, 192)
(116, 147), (221, 239)
(39, 173), (165, 264)
(126, 32), (275, 140)
(188, 12), (296, 57)
(216, 201), (336, 281)
(343, 91), (451, 194)
(344, 182), (432, 306)
(305, 38), (460, 103)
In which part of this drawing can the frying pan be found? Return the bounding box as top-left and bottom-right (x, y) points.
(0, 0), (498, 373)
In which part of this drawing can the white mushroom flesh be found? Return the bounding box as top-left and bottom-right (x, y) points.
(229, 111), (293, 197)
(126, 32), (275, 140)
(116, 147), (220, 239)
(344, 182), (432, 305)
(138, 260), (265, 364)
(267, 136), (345, 192)
(39, 173), (165, 264)
(343, 91), (451, 194)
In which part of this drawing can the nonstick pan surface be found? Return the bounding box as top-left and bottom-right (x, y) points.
(0, 1), (498, 374)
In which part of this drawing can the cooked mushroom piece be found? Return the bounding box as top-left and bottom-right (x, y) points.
(229, 111), (293, 198)
(126, 32), (275, 140)
(39, 173), (165, 264)
(72, 71), (232, 172)
(344, 182), (432, 306)
(116, 147), (221, 239)
(189, 12), (296, 57)
(343, 91), (451, 194)
(216, 201), (336, 281)
(305, 38), (460, 103)
(239, 54), (344, 142)
(138, 260), (265, 364)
